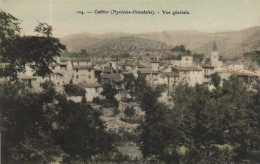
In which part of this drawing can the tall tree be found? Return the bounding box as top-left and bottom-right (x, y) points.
(123, 73), (136, 100)
(101, 82), (119, 108)
(0, 11), (66, 79)
(210, 72), (221, 88)
(0, 11), (20, 40)
(0, 82), (62, 163)
(55, 94), (114, 162)
(141, 75), (260, 163)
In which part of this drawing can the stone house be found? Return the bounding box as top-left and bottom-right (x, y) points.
(159, 71), (179, 96)
(180, 56), (193, 67)
(63, 84), (85, 103)
(139, 70), (160, 85)
(198, 63), (216, 86)
(18, 75), (38, 88)
(172, 66), (203, 86)
(151, 61), (160, 70)
(119, 60), (145, 72)
(72, 65), (96, 84)
(226, 62), (244, 72)
(78, 82), (103, 102)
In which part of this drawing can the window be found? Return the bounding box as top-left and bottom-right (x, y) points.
(60, 66), (67, 70)
(88, 69), (91, 72)
(76, 75), (79, 79)
(76, 69), (78, 72)
(72, 75), (74, 78)
(88, 75), (91, 79)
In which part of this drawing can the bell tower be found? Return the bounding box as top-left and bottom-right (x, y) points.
(210, 42), (220, 67)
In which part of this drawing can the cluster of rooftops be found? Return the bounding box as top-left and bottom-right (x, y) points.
(2, 44), (259, 99)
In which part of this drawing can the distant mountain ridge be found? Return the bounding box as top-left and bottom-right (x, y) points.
(61, 26), (260, 59)
(84, 37), (171, 52)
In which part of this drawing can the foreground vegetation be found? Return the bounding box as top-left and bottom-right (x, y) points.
(0, 81), (134, 163)
(137, 74), (260, 163)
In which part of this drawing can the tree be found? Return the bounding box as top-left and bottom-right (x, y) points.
(171, 45), (186, 52)
(170, 45), (204, 61)
(121, 53), (131, 58)
(171, 83), (235, 163)
(0, 11), (116, 163)
(140, 83), (185, 163)
(61, 49), (89, 58)
(0, 81), (116, 163)
(0, 11), (21, 40)
(210, 72), (221, 88)
(141, 75), (260, 163)
(220, 75), (260, 162)
(123, 73), (136, 100)
(0, 11), (66, 79)
(34, 22), (53, 37)
(101, 82), (119, 108)
(80, 49), (88, 56)
(124, 106), (135, 117)
(135, 71), (149, 101)
(0, 82), (63, 163)
(55, 95), (114, 162)
(193, 53), (205, 62)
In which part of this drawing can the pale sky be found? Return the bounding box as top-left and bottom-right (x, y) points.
(1, 0), (260, 37)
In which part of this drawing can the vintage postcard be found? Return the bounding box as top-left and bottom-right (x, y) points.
(1, 0), (260, 163)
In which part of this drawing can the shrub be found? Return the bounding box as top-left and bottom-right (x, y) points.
(124, 106), (135, 117)
(93, 97), (101, 104)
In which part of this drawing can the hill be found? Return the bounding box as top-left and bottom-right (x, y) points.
(61, 26), (260, 59)
(85, 37), (171, 52)
(61, 32), (131, 51)
(136, 26), (260, 59)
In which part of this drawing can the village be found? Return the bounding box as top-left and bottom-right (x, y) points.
(9, 42), (259, 104)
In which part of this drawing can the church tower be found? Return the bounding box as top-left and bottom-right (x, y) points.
(210, 42), (221, 67)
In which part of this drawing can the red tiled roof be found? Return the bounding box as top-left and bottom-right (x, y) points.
(139, 70), (159, 74)
(70, 57), (91, 62)
(217, 71), (259, 77)
(161, 72), (179, 77)
(101, 73), (123, 83)
(73, 65), (94, 70)
(92, 61), (108, 65)
(231, 71), (259, 77)
(18, 75), (37, 80)
(159, 61), (168, 66)
(173, 66), (202, 71)
(103, 66), (113, 73)
(199, 63), (215, 68)
(119, 60), (144, 68)
(79, 82), (102, 88)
